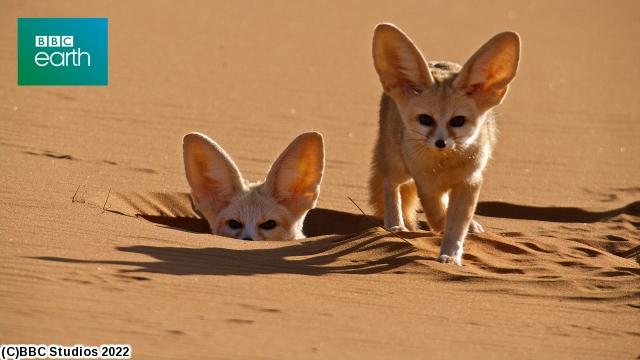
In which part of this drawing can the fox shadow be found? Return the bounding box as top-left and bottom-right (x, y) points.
(475, 200), (640, 223)
(33, 231), (429, 276)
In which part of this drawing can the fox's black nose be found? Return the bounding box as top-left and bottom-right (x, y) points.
(242, 237), (253, 241)
(435, 139), (446, 149)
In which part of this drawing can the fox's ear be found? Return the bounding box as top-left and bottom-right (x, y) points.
(453, 31), (520, 110)
(372, 23), (435, 94)
(265, 132), (324, 218)
(183, 133), (244, 214)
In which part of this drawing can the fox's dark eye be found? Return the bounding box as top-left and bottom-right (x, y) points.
(417, 114), (434, 127)
(259, 220), (277, 230)
(228, 219), (243, 229)
(450, 116), (466, 127)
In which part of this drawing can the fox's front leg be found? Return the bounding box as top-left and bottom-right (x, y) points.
(438, 182), (481, 265)
(383, 179), (406, 231)
(416, 188), (447, 234)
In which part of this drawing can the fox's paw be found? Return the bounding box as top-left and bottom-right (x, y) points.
(437, 254), (462, 266)
(468, 220), (485, 234)
(387, 225), (408, 233)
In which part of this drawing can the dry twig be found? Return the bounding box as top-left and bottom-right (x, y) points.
(347, 196), (414, 246)
(101, 188), (111, 213)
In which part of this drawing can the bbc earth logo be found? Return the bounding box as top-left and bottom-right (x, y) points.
(18, 18), (108, 86)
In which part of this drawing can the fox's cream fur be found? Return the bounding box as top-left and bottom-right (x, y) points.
(183, 132), (324, 241)
(369, 23), (520, 265)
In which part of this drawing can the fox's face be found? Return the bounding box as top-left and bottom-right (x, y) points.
(212, 189), (304, 240)
(183, 132), (324, 241)
(397, 77), (486, 152)
(372, 24), (520, 152)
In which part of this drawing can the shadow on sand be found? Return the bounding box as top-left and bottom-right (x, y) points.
(475, 200), (640, 223)
(34, 231), (430, 276)
(135, 200), (640, 236)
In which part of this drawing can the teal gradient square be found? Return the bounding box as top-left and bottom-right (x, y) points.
(18, 18), (108, 86)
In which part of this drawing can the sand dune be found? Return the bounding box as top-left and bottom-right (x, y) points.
(74, 191), (637, 300)
(1, 0), (639, 359)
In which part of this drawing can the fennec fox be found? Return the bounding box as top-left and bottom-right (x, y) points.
(183, 132), (324, 241)
(369, 23), (520, 265)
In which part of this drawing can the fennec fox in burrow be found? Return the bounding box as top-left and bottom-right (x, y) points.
(183, 132), (324, 241)
(369, 23), (520, 265)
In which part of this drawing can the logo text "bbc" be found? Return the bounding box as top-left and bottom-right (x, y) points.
(36, 36), (74, 47)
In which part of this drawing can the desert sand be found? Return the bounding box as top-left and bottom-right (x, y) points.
(1, 1), (639, 359)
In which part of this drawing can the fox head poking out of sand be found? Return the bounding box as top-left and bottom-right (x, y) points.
(183, 132), (324, 241)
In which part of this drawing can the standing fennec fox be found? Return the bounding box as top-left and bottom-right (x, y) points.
(369, 23), (520, 265)
(183, 132), (324, 241)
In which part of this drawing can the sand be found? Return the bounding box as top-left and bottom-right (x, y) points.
(1, 1), (639, 359)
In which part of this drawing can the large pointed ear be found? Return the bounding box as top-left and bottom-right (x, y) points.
(372, 23), (435, 94)
(183, 132), (244, 214)
(265, 132), (324, 218)
(453, 31), (520, 110)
